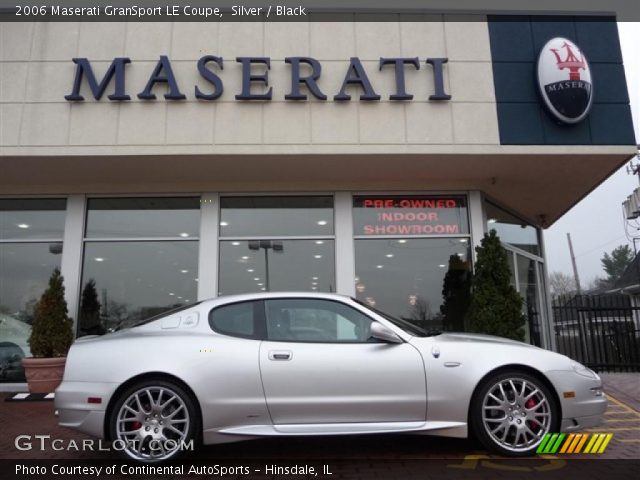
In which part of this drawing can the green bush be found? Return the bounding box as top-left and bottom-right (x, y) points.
(440, 254), (471, 331)
(466, 230), (527, 341)
(28, 268), (74, 358)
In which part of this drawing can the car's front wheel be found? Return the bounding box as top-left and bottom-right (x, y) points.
(109, 379), (198, 463)
(470, 370), (559, 456)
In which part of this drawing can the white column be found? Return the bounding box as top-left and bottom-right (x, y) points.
(468, 190), (486, 263)
(539, 231), (557, 351)
(60, 195), (86, 333)
(197, 193), (219, 300)
(334, 192), (356, 296)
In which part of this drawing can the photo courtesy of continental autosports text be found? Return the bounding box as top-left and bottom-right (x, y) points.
(0, 0), (638, 479)
(15, 463), (331, 476)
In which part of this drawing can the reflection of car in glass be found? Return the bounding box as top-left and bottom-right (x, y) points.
(0, 314), (30, 381)
(56, 293), (607, 463)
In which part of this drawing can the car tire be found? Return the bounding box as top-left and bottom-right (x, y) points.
(109, 378), (199, 463)
(470, 370), (559, 456)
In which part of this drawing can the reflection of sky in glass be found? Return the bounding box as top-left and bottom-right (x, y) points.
(0, 199), (66, 240)
(85, 198), (200, 238)
(0, 243), (62, 318)
(354, 238), (471, 321)
(485, 202), (540, 256)
(80, 241), (198, 332)
(219, 240), (335, 295)
(220, 197), (334, 237)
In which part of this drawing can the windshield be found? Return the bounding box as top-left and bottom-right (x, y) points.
(113, 301), (202, 331)
(352, 298), (430, 337)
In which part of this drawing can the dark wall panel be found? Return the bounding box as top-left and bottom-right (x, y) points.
(488, 16), (635, 146)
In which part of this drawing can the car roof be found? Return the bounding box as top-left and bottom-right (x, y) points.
(201, 291), (351, 308)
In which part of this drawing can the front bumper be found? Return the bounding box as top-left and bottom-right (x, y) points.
(55, 381), (119, 439)
(545, 370), (607, 432)
(560, 413), (606, 432)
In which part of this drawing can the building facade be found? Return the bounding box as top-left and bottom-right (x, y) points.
(0, 16), (636, 384)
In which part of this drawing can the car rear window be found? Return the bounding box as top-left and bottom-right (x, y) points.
(208, 300), (264, 339)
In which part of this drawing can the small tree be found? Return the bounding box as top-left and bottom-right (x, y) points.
(79, 279), (104, 336)
(549, 271), (576, 298)
(440, 254), (471, 331)
(601, 245), (634, 285)
(466, 230), (526, 341)
(28, 268), (74, 358)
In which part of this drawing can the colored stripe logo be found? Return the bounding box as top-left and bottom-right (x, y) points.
(537, 433), (613, 454)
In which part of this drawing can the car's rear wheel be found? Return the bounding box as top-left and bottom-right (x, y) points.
(470, 370), (559, 456)
(109, 379), (198, 463)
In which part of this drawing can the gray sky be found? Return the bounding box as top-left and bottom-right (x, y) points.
(544, 23), (640, 286)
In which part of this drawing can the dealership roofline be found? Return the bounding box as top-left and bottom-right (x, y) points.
(0, 148), (635, 228)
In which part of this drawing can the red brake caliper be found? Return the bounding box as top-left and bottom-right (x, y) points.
(525, 397), (539, 432)
(131, 421), (142, 430)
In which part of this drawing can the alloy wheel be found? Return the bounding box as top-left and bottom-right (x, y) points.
(115, 386), (191, 461)
(481, 377), (552, 453)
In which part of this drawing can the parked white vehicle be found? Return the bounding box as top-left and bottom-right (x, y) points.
(0, 314), (31, 381)
(55, 292), (606, 463)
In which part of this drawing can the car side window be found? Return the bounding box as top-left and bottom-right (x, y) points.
(265, 298), (375, 343)
(208, 301), (264, 339)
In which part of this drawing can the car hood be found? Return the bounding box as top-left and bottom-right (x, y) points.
(429, 332), (540, 349)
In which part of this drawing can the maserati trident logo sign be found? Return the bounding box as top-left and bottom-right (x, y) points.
(537, 37), (593, 124)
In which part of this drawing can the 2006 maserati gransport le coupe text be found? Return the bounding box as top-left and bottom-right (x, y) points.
(56, 292), (607, 462)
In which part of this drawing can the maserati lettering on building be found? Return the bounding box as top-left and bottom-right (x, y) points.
(64, 56), (452, 102)
(537, 37), (593, 124)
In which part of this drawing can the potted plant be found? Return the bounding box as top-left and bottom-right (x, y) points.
(22, 268), (74, 393)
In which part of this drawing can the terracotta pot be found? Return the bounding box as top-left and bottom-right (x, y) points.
(22, 357), (66, 394)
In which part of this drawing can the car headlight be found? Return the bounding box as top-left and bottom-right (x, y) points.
(571, 361), (599, 380)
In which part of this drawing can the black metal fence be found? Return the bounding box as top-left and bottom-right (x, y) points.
(552, 294), (640, 372)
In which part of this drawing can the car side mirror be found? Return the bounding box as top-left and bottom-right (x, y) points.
(370, 322), (403, 344)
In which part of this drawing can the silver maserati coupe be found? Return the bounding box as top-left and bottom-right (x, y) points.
(55, 292), (606, 463)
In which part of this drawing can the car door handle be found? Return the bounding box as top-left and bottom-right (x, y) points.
(268, 350), (292, 361)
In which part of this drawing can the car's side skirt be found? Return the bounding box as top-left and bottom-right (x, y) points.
(213, 421), (467, 438)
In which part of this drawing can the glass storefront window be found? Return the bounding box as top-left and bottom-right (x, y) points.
(485, 201), (541, 256)
(0, 199), (66, 240)
(0, 198), (66, 382)
(516, 254), (543, 347)
(220, 196), (334, 237)
(79, 241), (198, 335)
(353, 195), (469, 236)
(219, 196), (336, 295)
(219, 240), (335, 295)
(354, 238), (471, 332)
(506, 250), (516, 288)
(0, 244), (63, 381)
(85, 197), (201, 238)
(79, 197), (200, 337)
